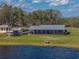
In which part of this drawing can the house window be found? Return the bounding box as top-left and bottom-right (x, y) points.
(1, 28), (3, 31)
(6, 28), (8, 31)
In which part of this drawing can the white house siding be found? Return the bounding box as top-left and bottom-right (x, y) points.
(0, 25), (12, 33)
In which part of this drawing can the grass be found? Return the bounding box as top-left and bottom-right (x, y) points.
(0, 27), (79, 49)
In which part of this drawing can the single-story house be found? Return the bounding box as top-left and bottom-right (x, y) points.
(29, 25), (65, 34)
(0, 25), (25, 34)
(0, 25), (12, 33)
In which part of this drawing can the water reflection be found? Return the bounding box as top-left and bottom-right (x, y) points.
(0, 46), (79, 59)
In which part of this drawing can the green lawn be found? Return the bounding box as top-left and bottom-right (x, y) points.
(0, 27), (79, 48)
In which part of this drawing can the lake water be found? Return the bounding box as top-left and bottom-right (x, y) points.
(0, 46), (79, 59)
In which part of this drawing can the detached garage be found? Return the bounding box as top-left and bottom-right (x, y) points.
(29, 25), (65, 34)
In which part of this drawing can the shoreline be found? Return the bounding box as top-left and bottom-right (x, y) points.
(0, 42), (79, 49)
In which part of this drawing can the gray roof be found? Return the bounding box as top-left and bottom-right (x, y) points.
(0, 25), (9, 28)
(29, 25), (65, 30)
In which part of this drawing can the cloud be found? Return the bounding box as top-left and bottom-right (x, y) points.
(61, 2), (79, 17)
(0, 0), (34, 11)
(69, 3), (79, 9)
(4, 0), (11, 4)
(66, 3), (79, 12)
(15, 0), (25, 7)
(13, 0), (28, 8)
(32, 0), (70, 6)
(32, 0), (41, 3)
(49, 0), (70, 6)
(0, 0), (26, 7)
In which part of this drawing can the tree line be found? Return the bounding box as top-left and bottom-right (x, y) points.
(0, 4), (79, 27)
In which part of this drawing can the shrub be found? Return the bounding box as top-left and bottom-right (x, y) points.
(64, 32), (70, 35)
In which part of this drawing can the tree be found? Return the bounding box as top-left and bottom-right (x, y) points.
(28, 9), (63, 25)
(0, 4), (12, 25)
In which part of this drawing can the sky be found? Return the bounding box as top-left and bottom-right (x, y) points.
(0, 0), (79, 17)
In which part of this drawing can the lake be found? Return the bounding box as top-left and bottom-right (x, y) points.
(0, 46), (79, 59)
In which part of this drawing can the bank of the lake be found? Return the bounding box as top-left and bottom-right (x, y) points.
(0, 42), (79, 49)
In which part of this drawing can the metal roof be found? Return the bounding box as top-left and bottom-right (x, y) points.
(0, 25), (9, 28)
(29, 25), (65, 30)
